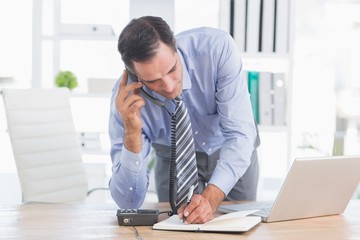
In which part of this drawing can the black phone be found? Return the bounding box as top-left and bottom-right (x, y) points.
(125, 68), (165, 107)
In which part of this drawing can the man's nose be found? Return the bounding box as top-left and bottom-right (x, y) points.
(162, 76), (175, 92)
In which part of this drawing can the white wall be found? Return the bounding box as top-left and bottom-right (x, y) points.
(129, 0), (174, 29)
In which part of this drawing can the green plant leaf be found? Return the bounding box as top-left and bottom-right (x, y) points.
(55, 70), (78, 90)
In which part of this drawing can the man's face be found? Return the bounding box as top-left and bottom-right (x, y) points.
(133, 42), (183, 99)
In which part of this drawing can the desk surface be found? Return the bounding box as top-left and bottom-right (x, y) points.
(1, 201), (360, 239)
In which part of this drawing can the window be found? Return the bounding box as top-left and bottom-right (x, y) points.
(34, 0), (130, 89)
(0, 1), (32, 87)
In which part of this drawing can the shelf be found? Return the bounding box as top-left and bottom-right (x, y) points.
(71, 92), (112, 98)
(70, 86), (113, 98)
(242, 52), (290, 59)
(242, 56), (289, 72)
(82, 148), (110, 156)
(258, 125), (288, 132)
(0, 77), (15, 85)
(42, 35), (117, 41)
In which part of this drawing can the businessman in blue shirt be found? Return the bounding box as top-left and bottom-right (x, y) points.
(109, 16), (260, 224)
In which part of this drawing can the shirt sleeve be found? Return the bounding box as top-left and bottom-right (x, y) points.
(208, 32), (257, 195)
(108, 81), (152, 208)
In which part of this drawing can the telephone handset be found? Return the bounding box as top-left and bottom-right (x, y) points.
(125, 68), (166, 107)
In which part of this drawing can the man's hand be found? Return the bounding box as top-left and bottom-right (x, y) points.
(177, 184), (225, 224)
(115, 70), (145, 153)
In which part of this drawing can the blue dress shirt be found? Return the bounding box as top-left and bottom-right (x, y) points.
(108, 27), (257, 208)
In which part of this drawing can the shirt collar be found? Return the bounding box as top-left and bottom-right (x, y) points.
(177, 48), (192, 90)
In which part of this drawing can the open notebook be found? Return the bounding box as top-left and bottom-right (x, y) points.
(218, 156), (360, 223)
(153, 210), (260, 232)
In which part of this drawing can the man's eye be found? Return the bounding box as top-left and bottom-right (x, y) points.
(145, 80), (157, 84)
(169, 66), (176, 73)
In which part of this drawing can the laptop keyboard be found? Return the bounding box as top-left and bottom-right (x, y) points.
(252, 207), (271, 218)
(238, 202), (273, 217)
(219, 202), (273, 218)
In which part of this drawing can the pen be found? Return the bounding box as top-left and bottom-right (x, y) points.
(183, 185), (195, 223)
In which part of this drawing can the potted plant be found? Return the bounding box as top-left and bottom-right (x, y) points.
(55, 70), (78, 90)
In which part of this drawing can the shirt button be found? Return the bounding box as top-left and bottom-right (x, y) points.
(129, 187), (133, 191)
(194, 131), (199, 135)
(208, 148), (212, 152)
(134, 160), (139, 165)
(202, 142), (206, 146)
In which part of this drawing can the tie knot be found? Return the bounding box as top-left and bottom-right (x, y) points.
(174, 97), (182, 105)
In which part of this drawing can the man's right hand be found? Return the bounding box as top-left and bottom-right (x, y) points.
(115, 70), (145, 153)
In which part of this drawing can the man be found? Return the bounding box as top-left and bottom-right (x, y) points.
(109, 16), (260, 224)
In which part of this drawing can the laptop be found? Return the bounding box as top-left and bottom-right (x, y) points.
(218, 156), (360, 222)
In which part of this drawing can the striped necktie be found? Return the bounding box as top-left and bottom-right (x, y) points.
(169, 97), (199, 213)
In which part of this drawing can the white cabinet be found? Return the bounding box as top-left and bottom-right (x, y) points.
(220, 0), (294, 200)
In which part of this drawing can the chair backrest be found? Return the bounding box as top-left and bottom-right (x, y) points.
(1, 88), (88, 203)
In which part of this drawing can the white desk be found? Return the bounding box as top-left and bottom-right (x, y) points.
(1, 201), (360, 239)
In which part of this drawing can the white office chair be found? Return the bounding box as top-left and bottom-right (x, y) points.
(1, 88), (105, 203)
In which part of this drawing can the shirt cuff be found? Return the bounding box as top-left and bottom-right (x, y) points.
(119, 146), (144, 172)
(209, 168), (239, 196)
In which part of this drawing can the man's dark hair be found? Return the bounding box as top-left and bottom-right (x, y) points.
(118, 16), (176, 73)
